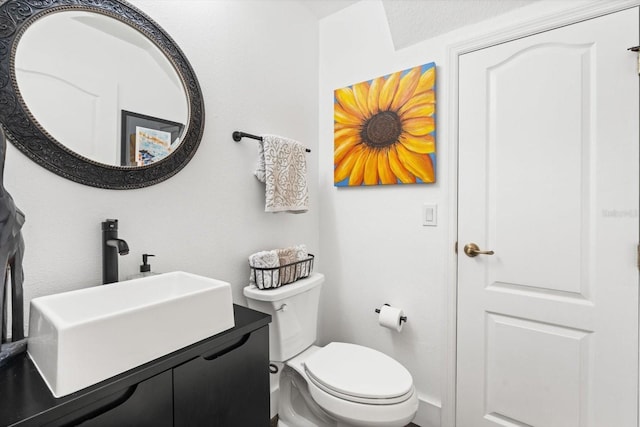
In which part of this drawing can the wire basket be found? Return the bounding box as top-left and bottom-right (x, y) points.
(250, 254), (314, 290)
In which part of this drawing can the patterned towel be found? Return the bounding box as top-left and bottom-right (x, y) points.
(255, 135), (309, 213)
(249, 250), (280, 289)
(276, 247), (297, 284)
(277, 247), (298, 265)
(276, 244), (310, 285)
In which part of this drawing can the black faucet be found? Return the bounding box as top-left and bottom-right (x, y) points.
(102, 219), (129, 284)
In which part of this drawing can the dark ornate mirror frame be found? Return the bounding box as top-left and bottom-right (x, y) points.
(0, 0), (205, 189)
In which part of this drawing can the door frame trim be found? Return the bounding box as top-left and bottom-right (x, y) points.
(443, 1), (640, 425)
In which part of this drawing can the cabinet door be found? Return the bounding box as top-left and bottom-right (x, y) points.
(50, 370), (173, 427)
(174, 326), (270, 427)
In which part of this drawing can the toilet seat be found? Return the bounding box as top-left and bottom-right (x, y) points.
(303, 342), (414, 405)
(282, 344), (419, 427)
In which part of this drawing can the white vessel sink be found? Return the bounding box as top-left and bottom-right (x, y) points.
(27, 271), (235, 397)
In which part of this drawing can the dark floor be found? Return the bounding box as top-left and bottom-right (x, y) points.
(270, 415), (419, 426)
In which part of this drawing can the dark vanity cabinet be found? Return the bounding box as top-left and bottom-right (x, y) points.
(56, 371), (174, 427)
(0, 305), (271, 427)
(173, 328), (269, 426)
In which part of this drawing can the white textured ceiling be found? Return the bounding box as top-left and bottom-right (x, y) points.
(298, 0), (360, 19)
(299, 0), (539, 50)
(382, 0), (539, 49)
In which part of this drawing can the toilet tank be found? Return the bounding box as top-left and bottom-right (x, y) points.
(244, 273), (324, 362)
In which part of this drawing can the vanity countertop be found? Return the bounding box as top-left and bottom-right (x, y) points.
(0, 304), (271, 427)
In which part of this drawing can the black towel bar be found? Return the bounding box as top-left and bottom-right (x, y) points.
(233, 131), (311, 152)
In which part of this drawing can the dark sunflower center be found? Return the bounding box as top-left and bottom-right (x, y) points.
(361, 111), (402, 148)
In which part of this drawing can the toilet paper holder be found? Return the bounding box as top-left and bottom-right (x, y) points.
(375, 304), (407, 324)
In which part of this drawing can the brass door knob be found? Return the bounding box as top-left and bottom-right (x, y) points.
(464, 243), (494, 258)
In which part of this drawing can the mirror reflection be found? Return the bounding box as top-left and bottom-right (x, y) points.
(14, 10), (188, 167)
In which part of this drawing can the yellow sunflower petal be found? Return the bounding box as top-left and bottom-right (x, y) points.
(397, 90), (435, 116)
(390, 67), (421, 112)
(396, 144), (435, 183)
(400, 103), (435, 120)
(399, 134), (435, 154)
(335, 102), (362, 126)
(402, 117), (435, 136)
(388, 146), (416, 184)
(334, 131), (361, 164)
(364, 150), (379, 185)
(348, 147), (369, 186)
(335, 144), (366, 184)
(334, 122), (361, 132)
(378, 71), (401, 112)
(414, 66), (436, 94)
(353, 81), (371, 117)
(335, 87), (365, 120)
(368, 77), (384, 115)
(335, 126), (359, 140)
(378, 150), (397, 185)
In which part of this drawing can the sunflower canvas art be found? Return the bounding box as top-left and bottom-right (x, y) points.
(334, 62), (436, 186)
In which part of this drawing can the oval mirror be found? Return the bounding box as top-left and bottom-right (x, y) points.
(0, 1), (204, 189)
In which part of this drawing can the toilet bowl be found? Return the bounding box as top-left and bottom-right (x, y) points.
(243, 273), (418, 427)
(294, 343), (417, 427)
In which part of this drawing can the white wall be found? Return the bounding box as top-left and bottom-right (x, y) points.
(317, 1), (607, 426)
(6, 0), (320, 330)
(319, 3), (447, 423)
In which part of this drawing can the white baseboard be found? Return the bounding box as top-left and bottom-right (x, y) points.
(412, 395), (441, 427)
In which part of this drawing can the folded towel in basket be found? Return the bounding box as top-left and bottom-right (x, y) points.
(254, 135), (309, 213)
(277, 247), (297, 265)
(277, 247), (297, 285)
(249, 250), (280, 289)
(294, 244), (310, 277)
(276, 244), (310, 285)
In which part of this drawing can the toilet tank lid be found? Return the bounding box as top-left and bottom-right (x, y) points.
(243, 273), (325, 301)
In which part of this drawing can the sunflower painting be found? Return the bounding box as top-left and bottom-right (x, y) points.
(334, 62), (436, 186)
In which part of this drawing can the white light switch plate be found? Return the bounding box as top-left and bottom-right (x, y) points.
(423, 204), (437, 226)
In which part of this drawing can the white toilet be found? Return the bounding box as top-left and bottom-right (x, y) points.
(243, 273), (418, 427)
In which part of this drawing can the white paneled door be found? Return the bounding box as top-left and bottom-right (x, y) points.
(457, 7), (639, 427)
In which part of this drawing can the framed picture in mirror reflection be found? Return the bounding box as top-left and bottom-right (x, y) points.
(120, 110), (184, 167)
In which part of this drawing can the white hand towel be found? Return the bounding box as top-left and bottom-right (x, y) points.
(255, 135), (309, 213)
(293, 244), (310, 277)
(249, 250), (280, 289)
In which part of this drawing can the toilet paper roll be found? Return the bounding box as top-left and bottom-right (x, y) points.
(378, 305), (404, 332)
